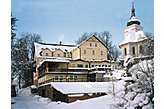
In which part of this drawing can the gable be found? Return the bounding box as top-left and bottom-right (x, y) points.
(77, 35), (108, 49)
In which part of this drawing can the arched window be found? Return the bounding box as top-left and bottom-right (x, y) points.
(124, 48), (127, 56)
(139, 45), (143, 54)
(132, 47), (135, 55)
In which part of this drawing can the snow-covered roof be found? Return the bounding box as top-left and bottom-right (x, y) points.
(47, 82), (110, 94)
(37, 58), (70, 68)
(30, 85), (37, 89)
(123, 55), (134, 67)
(119, 31), (147, 46)
(34, 42), (76, 57)
(128, 16), (140, 22)
(103, 70), (125, 79)
(42, 59), (70, 63)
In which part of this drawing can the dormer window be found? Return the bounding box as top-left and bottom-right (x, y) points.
(46, 53), (49, 56)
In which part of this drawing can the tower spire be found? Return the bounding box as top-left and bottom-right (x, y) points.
(131, 1), (135, 18)
(127, 1), (140, 26)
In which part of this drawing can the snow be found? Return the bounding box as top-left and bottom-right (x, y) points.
(12, 73), (153, 109)
(30, 85), (37, 89)
(44, 82), (110, 94)
(68, 94), (84, 97)
(12, 83), (124, 109)
(103, 69), (126, 79)
(123, 55), (134, 67)
(37, 58), (70, 68)
(34, 42), (76, 57)
(120, 30), (147, 45)
(128, 16), (140, 22)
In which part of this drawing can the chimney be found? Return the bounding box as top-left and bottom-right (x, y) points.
(59, 41), (62, 45)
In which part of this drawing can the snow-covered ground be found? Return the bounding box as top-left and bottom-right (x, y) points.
(11, 81), (125, 109)
(11, 60), (154, 109)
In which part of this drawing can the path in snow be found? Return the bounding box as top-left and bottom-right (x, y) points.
(11, 87), (49, 109)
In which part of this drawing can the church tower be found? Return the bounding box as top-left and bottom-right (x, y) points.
(119, 2), (148, 62)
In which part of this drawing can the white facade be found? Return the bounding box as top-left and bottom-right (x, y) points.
(119, 3), (148, 61)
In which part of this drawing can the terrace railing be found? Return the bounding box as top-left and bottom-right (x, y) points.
(39, 77), (112, 85)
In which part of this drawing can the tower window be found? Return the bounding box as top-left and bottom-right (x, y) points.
(124, 48), (127, 56)
(132, 47), (135, 55)
(139, 45), (143, 54)
(57, 54), (60, 57)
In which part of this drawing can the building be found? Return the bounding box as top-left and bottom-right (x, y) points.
(33, 35), (119, 86)
(38, 82), (109, 103)
(119, 2), (148, 63)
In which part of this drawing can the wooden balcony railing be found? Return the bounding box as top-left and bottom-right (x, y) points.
(38, 77), (112, 85)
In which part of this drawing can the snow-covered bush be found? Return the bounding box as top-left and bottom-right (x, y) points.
(123, 59), (154, 108)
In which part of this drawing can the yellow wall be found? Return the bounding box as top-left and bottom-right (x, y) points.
(79, 36), (107, 60)
(54, 49), (64, 57)
(42, 48), (52, 57)
(68, 60), (89, 68)
(72, 48), (80, 60)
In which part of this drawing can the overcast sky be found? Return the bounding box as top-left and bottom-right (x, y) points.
(11, 0), (154, 46)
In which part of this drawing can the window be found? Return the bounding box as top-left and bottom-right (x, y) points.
(85, 65), (88, 68)
(74, 75), (77, 80)
(70, 75), (74, 80)
(52, 52), (54, 57)
(101, 51), (103, 55)
(132, 47), (135, 55)
(84, 50), (86, 54)
(95, 43), (97, 47)
(59, 75), (63, 80)
(77, 64), (83, 68)
(46, 53), (49, 56)
(57, 54), (60, 57)
(92, 50), (95, 55)
(124, 48), (127, 56)
(90, 43), (92, 47)
(69, 75), (77, 80)
(54, 75), (58, 80)
(64, 52), (66, 57)
(139, 45), (143, 54)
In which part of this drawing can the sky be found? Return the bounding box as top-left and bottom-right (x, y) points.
(11, 0), (154, 46)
